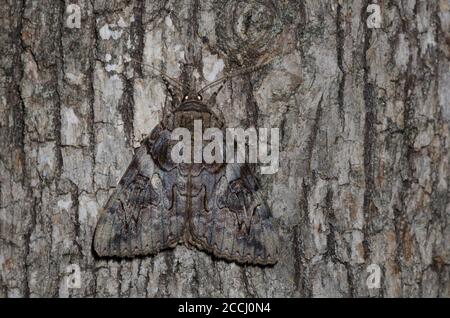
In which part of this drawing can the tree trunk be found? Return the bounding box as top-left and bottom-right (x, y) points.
(1, 0), (449, 298)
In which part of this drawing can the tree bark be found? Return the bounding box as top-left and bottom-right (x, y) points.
(0, 0), (449, 297)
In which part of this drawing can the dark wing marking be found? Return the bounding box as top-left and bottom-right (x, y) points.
(188, 163), (278, 265)
(93, 130), (184, 257)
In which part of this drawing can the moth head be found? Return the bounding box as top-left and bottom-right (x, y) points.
(182, 94), (203, 102)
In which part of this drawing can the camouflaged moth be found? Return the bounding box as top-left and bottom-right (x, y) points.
(93, 58), (279, 265)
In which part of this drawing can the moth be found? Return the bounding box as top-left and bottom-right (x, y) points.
(93, 58), (279, 265)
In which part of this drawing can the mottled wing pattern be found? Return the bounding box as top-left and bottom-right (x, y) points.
(188, 164), (278, 265)
(93, 127), (184, 257)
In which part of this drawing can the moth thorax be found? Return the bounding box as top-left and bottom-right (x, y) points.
(174, 110), (213, 131)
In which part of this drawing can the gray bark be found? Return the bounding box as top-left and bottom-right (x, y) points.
(0, 0), (449, 297)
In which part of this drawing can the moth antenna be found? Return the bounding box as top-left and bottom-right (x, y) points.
(128, 57), (184, 92)
(197, 54), (275, 95)
(161, 76), (180, 106)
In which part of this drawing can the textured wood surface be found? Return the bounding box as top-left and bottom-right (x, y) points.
(0, 0), (449, 297)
